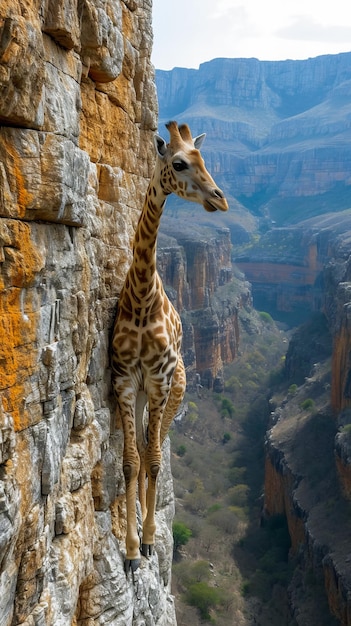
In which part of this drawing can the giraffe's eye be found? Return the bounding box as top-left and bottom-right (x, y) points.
(173, 160), (188, 172)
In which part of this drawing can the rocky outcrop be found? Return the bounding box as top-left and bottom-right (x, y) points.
(324, 246), (351, 506)
(263, 241), (351, 624)
(264, 362), (351, 625)
(157, 224), (250, 390)
(156, 53), (351, 231)
(335, 421), (351, 500)
(235, 209), (351, 323)
(0, 2), (177, 625)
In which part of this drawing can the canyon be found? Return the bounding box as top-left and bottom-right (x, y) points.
(156, 53), (351, 319)
(236, 209), (351, 323)
(156, 53), (351, 225)
(2, 1), (351, 623)
(156, 54), (351, 624)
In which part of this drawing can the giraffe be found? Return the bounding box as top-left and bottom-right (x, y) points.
(112, 121), (228, 573)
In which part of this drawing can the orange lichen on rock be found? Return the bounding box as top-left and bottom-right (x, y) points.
(121, 2), (134, 41)
(0, 300), (40, 431)
(1, 137), (33, 218)
(79, 83), (134, 167)
(0, 219), (44, 431)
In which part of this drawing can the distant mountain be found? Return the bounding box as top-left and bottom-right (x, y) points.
(156, 53), (351, 235)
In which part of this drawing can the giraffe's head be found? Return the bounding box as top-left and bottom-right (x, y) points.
(154, 121), (228, 213)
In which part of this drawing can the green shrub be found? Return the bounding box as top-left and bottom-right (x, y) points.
(220, 397), (235, 418)
(225, 375), (242, 394)
(241, 580), (250, 596)
(227, 466), (246, 486)
(207, 506), (241, 535)
(288, 383), (298, 395)
(226, 484), (249, 507)
(341, 423), (351, 436)
(173, 521), (192, 552)
(184, 479), (210, 514)
(187, 400), (199, 423)
(207, 503), (221, 514)
(229, 505), (247, 521)
(173, 559), (212, 592)
(213, 394), (236, 418)
(189, 560), (211, 583)
(188, 401), (198, 410)
(259, 311), (273, 325)
(300, 398), (315, 410)
(222, 432), (231, 444)
(185, 582), (221, 620)
(177, 444), (187, 457)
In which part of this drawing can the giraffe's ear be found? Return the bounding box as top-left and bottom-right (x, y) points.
(193, 133), (206, 150)
(154, 134), (167, 158)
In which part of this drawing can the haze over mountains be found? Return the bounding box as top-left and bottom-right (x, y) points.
(156, 52), (351, 237)
(156, 52), (351, 322)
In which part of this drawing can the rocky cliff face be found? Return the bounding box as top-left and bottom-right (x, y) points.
(235, 210), (351, 323)
(157, 223), (251, 390)
(263, 233), (351, 624)
(264, 366), (351, 625)
(0, 2), (177, 625)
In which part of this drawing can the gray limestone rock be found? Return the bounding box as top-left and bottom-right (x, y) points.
(0, 0), (174, 624)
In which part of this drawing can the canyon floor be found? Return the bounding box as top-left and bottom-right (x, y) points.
(168, 313), (342, 626)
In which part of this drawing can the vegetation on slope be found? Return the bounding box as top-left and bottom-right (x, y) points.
(169, 313), (289, 625)
(169, 309), (343, 625)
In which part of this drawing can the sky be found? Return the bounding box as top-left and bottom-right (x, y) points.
(152, 0), (351, 70)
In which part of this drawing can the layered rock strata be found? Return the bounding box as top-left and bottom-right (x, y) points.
(265, 375), (351, 625)
(263, 234), (351, 624)
(0, 1), (176, 625)
(156, 53), (351, 229)
(236, 209), (351, 322)
(157, 225), (250, 390)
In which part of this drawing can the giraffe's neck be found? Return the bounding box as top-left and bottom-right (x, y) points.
(128, 167), (168, 304)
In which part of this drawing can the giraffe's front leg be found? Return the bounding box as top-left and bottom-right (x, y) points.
(117, 396), (141, 573)
(141, 402), (164, 557)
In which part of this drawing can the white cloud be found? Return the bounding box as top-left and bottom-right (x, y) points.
(276, 16), (351, 43)
(209, 1), (247, 21)
(152, 0), (351, 69)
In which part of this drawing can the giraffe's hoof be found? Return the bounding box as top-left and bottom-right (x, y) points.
(124, 557), (141, 575)
(141, 543), (154, 558)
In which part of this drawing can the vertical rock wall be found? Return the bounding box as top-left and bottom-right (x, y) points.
(263, 247), (351, 624)
(0, 1), (176, 624)
(157, 228), (247, 390)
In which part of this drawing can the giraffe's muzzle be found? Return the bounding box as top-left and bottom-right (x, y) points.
(203, 188), (229, 212)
